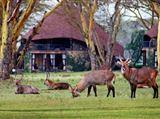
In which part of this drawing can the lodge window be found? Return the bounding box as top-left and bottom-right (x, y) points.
(31, 38), (70, 50)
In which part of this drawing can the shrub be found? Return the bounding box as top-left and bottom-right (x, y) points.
(66, 51), (91, 71)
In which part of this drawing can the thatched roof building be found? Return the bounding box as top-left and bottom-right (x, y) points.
(143, 23), (158, 67)
(145, 23), (158, 39)
(23, 3), (124, 71)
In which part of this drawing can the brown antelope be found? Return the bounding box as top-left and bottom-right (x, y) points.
(44, 72), (71, 90)
(117, 59), (158, 98)
(70, 69), (116, 98)
(44, 79), (71, 90)
(15, 79), (40, 94)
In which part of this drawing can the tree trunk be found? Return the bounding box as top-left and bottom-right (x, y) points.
(157, 19), (160, 71)
(104, 0), (121, 69)
(105, 41), (113, 68)
(152, 2), (160, 71)
(1, 62), (10, 80)
(0, 58), (2, 78)
(88, 49), (96, 70)
(1, 38), (12, 80)
(0, 0), (10, 80)
(80, 6), (97, 70)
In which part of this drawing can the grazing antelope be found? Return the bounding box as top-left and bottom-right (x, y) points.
(70, 69), (116, 98)
(86, 65), (113, 97)
(15, 79), (40, 94)
(44, 72), (71, 90)
(117, 59), (158, 98)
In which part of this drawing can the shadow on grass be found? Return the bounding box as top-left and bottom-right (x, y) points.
(0, 105), (160, 112)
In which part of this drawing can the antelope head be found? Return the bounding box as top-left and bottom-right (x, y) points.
(69, 86), (80, 98)
(117, 58), (131, 74)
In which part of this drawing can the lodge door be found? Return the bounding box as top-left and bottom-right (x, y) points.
(55, 54), (63, 70)
(31, 53), (66, 72)
(45, 54), (52, 71)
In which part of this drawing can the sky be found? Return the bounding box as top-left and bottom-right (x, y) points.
(95, 2), (152, 21)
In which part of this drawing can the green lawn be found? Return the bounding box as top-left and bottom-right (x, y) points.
(0, 71), (160, 119)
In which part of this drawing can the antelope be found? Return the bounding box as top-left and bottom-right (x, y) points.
(44, 79), (71, 90)
(44, 72), (71, 90)
(117, 59), (158, 98)
(70, 69), (116, 98)
(15, 79), (40, 94)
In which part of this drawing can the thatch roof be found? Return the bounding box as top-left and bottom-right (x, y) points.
(23, 3), (124, 56)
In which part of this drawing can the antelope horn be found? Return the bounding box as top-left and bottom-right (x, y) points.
(68, 84), (74, 93)
(119, 58), (123, 62)
(126, 58), (131, 64)
(126, 58), (131, 62)
(69, 84), (73, 90)
(46, 72), (50, 79)
(126, 58), (130, 62)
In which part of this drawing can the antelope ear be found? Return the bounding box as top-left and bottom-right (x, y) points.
(73, 90), (81, 98)
(75, 86), (78, 90)
(126, 59), (131, 64)
(117, 61), (122, 65)
(76, 91), (81, 96)
(14, 79), (21, 85)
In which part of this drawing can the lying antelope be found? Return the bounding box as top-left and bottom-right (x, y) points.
(44, 79), (71, 90)
(44, 72), (71, 90)
(70, 69), (116, 98)
(117, 59), (158, 98)
(15, 79), (40, 94)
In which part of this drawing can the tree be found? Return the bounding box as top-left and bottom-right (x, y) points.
(122, 0), (154, 29)
(99, 0), (160, 70)
(124, 0), (159, 70)
(78, 0), (98, 70)
(95, 0), (122, 68)
(63, 0), (122, 70)
(106, 0), (122, 67)
(18, 0), (65, 66)
(0, 0), (37, 80)
(149, 0), (160, 71)
(0, 0), (65, 80)
(58, 0), (101, 70)
(126, 30), (145, 65)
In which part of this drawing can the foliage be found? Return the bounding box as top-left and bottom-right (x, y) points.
(23, 53), (30, 72)
(0, 0), (64, 79)
(147, 49), (155, 67)
(0, 71), (159, 118)
(66, 52), (91, 71)
(21, 0), (58, 35)
(126, 30), (145, 65)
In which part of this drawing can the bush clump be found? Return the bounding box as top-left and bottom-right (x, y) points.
(66, 51), (91, 71)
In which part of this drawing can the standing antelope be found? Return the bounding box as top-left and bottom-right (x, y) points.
(70, 69), (116, 98)
(117, 59), (158, 98)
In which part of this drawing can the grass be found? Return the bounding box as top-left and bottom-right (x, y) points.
(0, 71), (160, 119)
